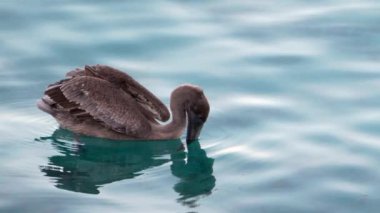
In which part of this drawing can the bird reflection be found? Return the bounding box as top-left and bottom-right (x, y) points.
(171, 141), (216, 207)
(36, 128), (215, 207)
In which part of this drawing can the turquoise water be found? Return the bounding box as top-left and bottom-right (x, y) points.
(1, 0), (380, 212)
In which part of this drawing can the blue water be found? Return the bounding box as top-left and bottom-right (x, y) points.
(1, 0), (380, 212)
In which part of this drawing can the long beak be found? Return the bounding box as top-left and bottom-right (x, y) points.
(186, 110), (204, 144)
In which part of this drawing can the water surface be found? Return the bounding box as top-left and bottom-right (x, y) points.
(1, 0), (380, 212)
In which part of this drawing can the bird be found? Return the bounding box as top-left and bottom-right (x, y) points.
(37, 65), (210, 143)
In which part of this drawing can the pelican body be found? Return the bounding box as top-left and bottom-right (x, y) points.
(37, 65), (210, 142)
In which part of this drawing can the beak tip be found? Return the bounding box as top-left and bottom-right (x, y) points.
(186, 138), (194, 145)
(186, 138), (200, 145)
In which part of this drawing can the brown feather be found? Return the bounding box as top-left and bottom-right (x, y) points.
(64, 65), (170, 122)
(45, 84), (77, 108)
(60, 76), (151, 136)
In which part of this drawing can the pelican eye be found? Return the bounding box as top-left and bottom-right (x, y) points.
(191, 105), (201, 114)
(198, 115), (206, 121)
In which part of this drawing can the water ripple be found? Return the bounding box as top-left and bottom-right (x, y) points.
(1, 0), (380, 212)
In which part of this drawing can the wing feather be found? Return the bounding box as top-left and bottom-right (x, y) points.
(60, 76), (150, 136)
(65, 65), (170, 122)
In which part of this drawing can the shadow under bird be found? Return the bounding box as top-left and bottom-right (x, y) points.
(37, 65), (210, 143)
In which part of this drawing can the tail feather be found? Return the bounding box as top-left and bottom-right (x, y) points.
(37, 98), (56, 115)
(45, 83), (77, 108)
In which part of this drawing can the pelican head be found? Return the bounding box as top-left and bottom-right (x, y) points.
(171, 84), (210, 143)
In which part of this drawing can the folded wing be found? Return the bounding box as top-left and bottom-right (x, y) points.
(66, 65), (170, 123)
(46, 76), (151, 136)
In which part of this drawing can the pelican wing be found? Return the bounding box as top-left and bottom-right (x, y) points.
(66, 65), (170, 122)
(58, 76), (151, 135)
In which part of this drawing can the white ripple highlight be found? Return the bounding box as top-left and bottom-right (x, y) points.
(213, 145), (274, 159)
(214, 93), (294, 111)
(232, 2), (379, 25)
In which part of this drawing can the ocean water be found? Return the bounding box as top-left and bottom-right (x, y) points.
(1, 0), (380, 212)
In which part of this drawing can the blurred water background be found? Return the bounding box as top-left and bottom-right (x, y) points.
(1, 0), (380, 212)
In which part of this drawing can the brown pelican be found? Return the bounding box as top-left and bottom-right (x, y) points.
(37, 65), (210, 142)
